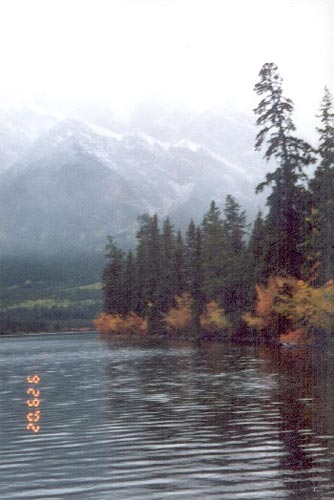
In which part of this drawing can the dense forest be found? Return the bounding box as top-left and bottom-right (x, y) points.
(0, 256), (103, 333)
(97, 63), (334, 345)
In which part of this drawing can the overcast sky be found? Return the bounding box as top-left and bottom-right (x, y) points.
(0, 0), (332, 136)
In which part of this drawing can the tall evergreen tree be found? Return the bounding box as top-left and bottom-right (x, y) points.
(254, 62), (315, 278)
(224, 195), (247, 253)
(307, 87), (334, 283)
(247, 210), (266, 288)
(192, 227), (205, 334)
(185, 220), (197, 290)
(222, 195), (248, 313)
(173, 230), (186, 296)
(148, 214), (162, 300)
(186, 221), (205, 333)
(146, 214), (164, 332)
(123, 251), (136, 314)
(160, 217), (177, 312)
(134, 214), (152, 314)
(201, 201), (226, 300)
(133, 214), (164, 331)
(102, 237), (125, 315)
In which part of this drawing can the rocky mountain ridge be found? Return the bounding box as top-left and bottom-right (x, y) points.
(0, 105), (268, 256)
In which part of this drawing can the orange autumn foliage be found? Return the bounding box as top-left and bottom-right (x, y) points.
(200, 300), (231, 336)
(275, 279), (334, 334)
(163, 295), (231, 336)
(243, 276), (334, 339)
(243, 276), (292, 333)
(163, 293), (193, 334)
(95, 312), (148, 335)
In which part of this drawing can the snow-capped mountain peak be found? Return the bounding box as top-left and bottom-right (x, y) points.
(0, 105), (268, 256)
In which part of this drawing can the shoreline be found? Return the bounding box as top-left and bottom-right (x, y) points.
(2, 328), (330, 350)
(0, 329), (97, 338)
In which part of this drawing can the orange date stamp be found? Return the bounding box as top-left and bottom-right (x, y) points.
(26, 374), (41, 433)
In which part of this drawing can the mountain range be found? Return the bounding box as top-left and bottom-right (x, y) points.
(0, 104), (268, 257)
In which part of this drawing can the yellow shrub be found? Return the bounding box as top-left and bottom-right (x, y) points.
(95, 312), (147, 335)
(163, 293), (193, 334)
(242, 276), (293, 333)
(275, 279), (334, 333)
(200, 300), (231, 336)
(243, 277), (334, 337)
(242, 312), (265, 330)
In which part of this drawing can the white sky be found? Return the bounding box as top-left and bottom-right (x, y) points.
(0, 0), (332, 135)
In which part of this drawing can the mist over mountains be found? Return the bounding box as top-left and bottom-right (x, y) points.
(0, 104), (268, 257)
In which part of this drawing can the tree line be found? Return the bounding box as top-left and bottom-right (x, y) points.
(98, 63), (334, 343)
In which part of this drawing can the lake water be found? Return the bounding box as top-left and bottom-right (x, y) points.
(1, 331), (334, 500)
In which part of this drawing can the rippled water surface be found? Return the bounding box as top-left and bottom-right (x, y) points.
(1, 332), (334, 499)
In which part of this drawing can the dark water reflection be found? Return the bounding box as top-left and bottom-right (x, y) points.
(1, 332), (334, 499)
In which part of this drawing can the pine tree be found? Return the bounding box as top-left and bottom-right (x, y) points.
(192, 227), (205, 334)
(247, 211), (266, 288)
(222, 195), (248, 314)
(185, 221), (205, 333)
(224, 195), (247, 253)
(102, 237), (125, 315)
(185, 220), (197, 290)
(174, 230), (186, 296)
(201, 201), (226, 300)
(123, 251), (136, 314)
(148, 214), (161, 301)
(147, 214), (164, 332)
(254, 62), (315, 278)
(134, 214), (152, 314)
(160, 217), (177, 312)
(308, 87), (334, 282)
(133, 214), (164, 331)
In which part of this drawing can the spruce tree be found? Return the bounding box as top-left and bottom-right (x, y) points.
(222, 195), (248, 313)
(192, 227), (205, 334)
(123, 251), (136, 314)
(201, 201), (226, 300)
(148, 214), (161, 300)
(135, 214), (163, 326)
(308, 88), (334, 282)
(185, 220), (197, 290)
(134, 214), (152, 314)
(160, 217), (177, 312)
(224, 195), (247, 253)
(174, 230), (186, 296)
(247, 210), (266, 288)
(186, 221), (205, 333)
(254, 62), (315, 278)
(102, 237), (125, 315)
(146, 214), (164, 332)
